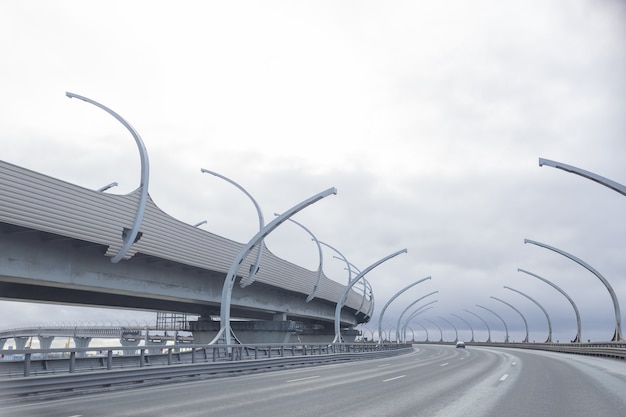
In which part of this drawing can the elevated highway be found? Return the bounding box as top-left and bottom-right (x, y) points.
(0, 160), (371, 343)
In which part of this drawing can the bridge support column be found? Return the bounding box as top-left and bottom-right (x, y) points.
(120, 337), (141, 356)
(0, 338), (6, 350)
(188, 317), (220, 345)
(38, 336), (54, 358)
(14, 337), (30, 350)
(188, 316), (303, 344)
(73, 337), (92, 358)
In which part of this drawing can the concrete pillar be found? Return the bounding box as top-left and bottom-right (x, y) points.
(73, 336), (92, 358)
(14, 336), (30, 350)
(38, 336), (54, 350)
(0, 338), (6, 350)
(188, 316), (220, 345)
(38, 336), (54, 359)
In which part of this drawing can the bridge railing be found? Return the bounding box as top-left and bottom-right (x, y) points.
(0, 342), (410, 378)
(418, 340), (626, 360)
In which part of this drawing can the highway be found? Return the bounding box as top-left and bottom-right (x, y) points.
(3, 344), (626, 416)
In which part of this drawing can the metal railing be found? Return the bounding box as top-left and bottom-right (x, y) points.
(0, 343), (413, 402)
(0, 342), (411, 378)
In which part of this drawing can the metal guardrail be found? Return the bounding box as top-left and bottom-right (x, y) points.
(0, 343), (412, 402)
(474, 341), (626, 360)
(441, 341), (626, 360)
(0, 342), (408, 378)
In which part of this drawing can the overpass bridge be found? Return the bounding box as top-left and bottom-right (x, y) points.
(0, 160), (371, 344)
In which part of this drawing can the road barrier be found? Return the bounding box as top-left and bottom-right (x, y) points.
(0, 342), (412, 402)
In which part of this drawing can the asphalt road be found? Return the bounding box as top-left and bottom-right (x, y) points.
(3, 345), (626, 416)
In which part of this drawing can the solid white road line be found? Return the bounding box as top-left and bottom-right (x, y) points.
(286, 375), (321, 383)
(383, 375), (407, 382)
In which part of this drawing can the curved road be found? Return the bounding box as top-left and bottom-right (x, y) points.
(3, 345), (626, 416)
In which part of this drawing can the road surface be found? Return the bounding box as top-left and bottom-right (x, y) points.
(3, 344), (626, 416)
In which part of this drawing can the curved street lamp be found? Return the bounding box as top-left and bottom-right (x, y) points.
(278, 216), (323, 302)
(412, 321), (429, 342)
(395, 291), (438, 342)
(320, 242), (372, 319)
(201, 168), (264, 288)
(67, 92), (149, 263)
(401, 301), (438, 342)
(426, 319), (443, 342)
(464, 309), (491, 343)
(517, 268), (580, 342)
(539, 157), (626, 197)
(504, 285), (552, 343)
(451, 313), (474, 343)
(333, 248), (408, 344)
(378, 276), (431, 346)
(97, 182), (118, 192)
(437, 316), (458, 342)
(476, 305), (509, 342)
(524, 239), (623, 341)
(491, 296), (528, 343)
(211, 187), (337, 345)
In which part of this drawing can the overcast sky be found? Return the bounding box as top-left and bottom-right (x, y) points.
(2, 1), (626, 346)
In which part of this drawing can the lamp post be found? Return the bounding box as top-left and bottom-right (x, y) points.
(67, 92), (149, 263)
(321, 241), (373, 318)
(333, 248), (407, 343)
(438, 316), (458, 343)
(490, 296), (528, 343)
(201, 168), (264, 288)
(517, 268), (580, 342)
(378, 276), (431, 345)
(401, 302), (438, 342)
(464, 309), (491, 343)
(395, 291), (438, 342)
(504, 285), (552, 343)
(426, 319), (443, 342)
(524, 239), (622, 341)
(412, 321), (429, 342)
(211, 187), (337, 345)
(97, 182), (118, 192)
(451, 313), (474, 343)
(538, 158), (626, 197)
(278, 216), (323, 302)
(476, 305), (509, 342)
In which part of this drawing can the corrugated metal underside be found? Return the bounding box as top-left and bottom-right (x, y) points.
(0, 161), (367, 311)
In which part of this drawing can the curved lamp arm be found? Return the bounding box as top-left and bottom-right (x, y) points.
(378, 276), (431, 346)
(333, 248), (407, 344)
(395, 291), (438, 342)
(491, 296), (528, 343)
(517, 268), (579, 342)
(277, 216), (323, 302)
(67, 92), (150, 263)
(476, 304), (509, 343)
(201, 168), (265, 288)
(451, 313), (474, 343)
(401, 302), (437, 342)
(504, 285), (553, 343)
(464, 309), (491, 343)
(524, 239), (622, 341)
(211, 187), (337, 345)
(539, 158), (626, 197)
